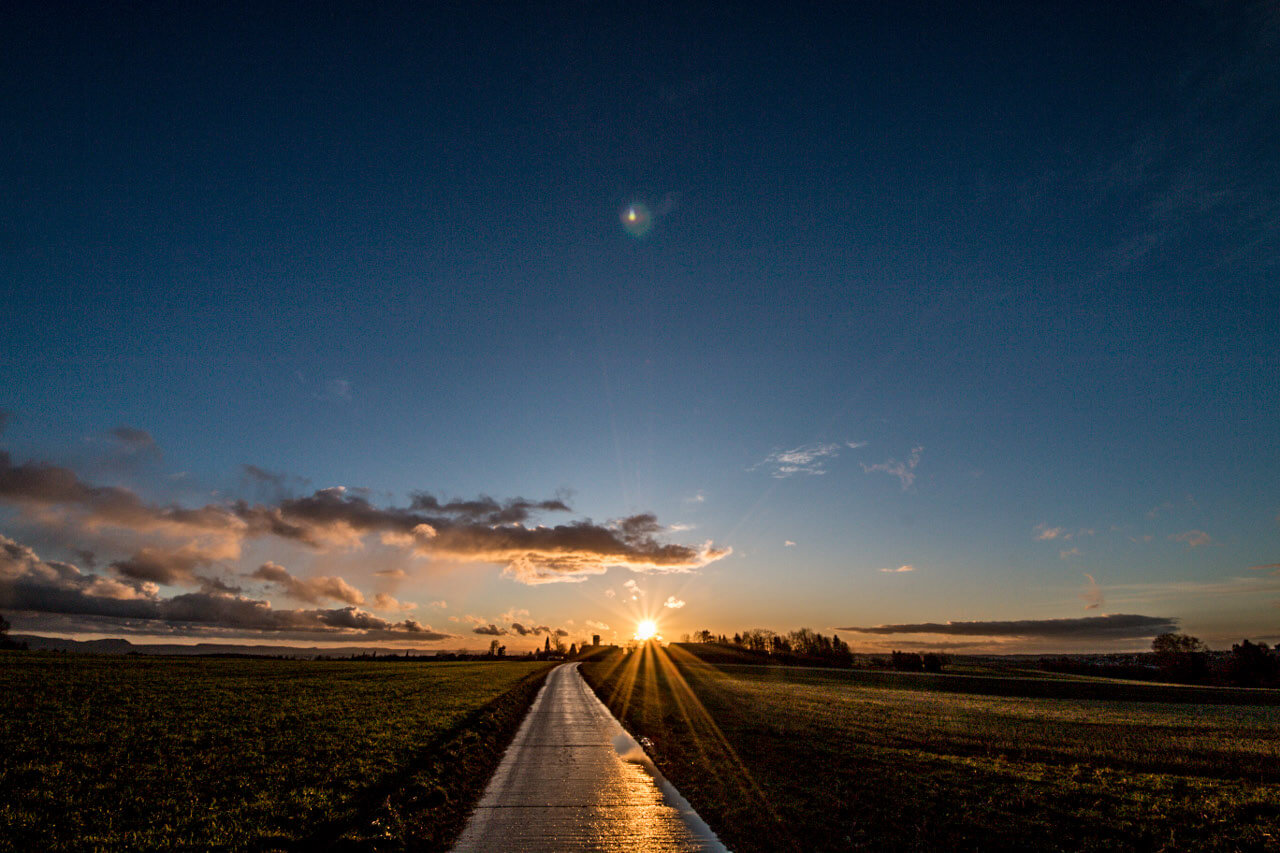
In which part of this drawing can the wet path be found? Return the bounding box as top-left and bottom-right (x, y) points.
(452, 663), (726, 852)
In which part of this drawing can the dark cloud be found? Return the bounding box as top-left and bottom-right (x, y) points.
(409, 493), (572, 524)
(839, 614), (1179, 639)
(0, 451), (245, 539)
(110, 545), (223, 585)
(472, 624), (507, 636)
(0, 410), (10, 436)
(110, 427), (158, 454)
(509, 622), (535, 636)
(0, 534), (450, 641)
(0, 449), (728, 585)
(197, 575), (242, 595)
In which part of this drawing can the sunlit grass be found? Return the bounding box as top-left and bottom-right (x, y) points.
(581, 647), (1280, 851)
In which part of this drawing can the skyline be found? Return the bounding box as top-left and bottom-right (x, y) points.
(2, 1), (1277, 652)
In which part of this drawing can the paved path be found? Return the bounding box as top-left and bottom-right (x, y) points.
(452, 662), (727, 852)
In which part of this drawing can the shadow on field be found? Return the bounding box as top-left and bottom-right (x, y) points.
(289, 665), (552, 853)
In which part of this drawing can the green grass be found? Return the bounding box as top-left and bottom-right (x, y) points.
(0, 652), (553, 851)
(581, 645), (1280, 852)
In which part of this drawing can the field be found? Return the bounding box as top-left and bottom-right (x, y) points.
(0, 652), (553, 851)
(581, 645), (1280, 852)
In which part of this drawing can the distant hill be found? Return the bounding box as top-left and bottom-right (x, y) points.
(12, 635), (464, 658)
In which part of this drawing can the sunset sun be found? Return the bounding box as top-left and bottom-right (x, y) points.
(635, 619), (658, 641)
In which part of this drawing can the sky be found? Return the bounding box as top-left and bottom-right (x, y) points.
(1, 1), (1277, 654)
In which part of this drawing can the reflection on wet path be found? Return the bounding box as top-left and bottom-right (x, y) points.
(452, 663), (726, 852)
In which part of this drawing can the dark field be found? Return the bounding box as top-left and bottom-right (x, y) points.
(0, 652), (553, 851)
(581, 645), (1280, 852)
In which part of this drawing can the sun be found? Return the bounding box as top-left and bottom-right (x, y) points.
(635, 619), (658, 641)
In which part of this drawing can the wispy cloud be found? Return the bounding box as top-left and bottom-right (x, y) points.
(861, 446), (923, 490)
(684, 491), (705, 504)
(1080, 573), (1104, 610)
(840, 613), (1177, 639)
(879, 565), (914, 573)
(663, 595), (686, 609)
(784, 540), (796, 547)
(1059, 547), (1081, 560)
(754, 441), (856, 478)
(1034, 524), (1067, 541)
(318, 378), (352, 402)
(1171, 530), (1212, 548)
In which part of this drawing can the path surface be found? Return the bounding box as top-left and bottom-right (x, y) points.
(452, 662), (726, 852)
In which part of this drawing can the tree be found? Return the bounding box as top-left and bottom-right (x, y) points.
(1228, 640), (1277, 687)
(488, 639), (501, 657)
(0, 612), (26, 651)
(552, 633), (566, 655)
(1152, 632), (1209, 682)
(544, 636), (551, 653)
(568, 643), (577, 657)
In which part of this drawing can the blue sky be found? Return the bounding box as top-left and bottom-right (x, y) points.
(1, 2), (1277, 651)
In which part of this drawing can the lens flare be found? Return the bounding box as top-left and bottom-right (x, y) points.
(635, 619), (658, 641)
(620, 202), (653, 237)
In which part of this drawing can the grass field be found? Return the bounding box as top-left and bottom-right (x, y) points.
(581, 644), (1280, 852)
(0, 652), (553, 851)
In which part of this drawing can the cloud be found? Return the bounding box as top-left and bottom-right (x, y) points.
(429, 599), (447, 608)
(1034, 524), (1067, 541)
(110, 427), (159, 456)
(472, 624), (506, 636)
(1081, 573), (1104, 610)
(861, 446), (923, 489)
(587, 620), (610, 631)
(110, 544), (229, 585)
(0, 449), (727, 586)
(0, 534), (450, 640)
(0, 410), (10, 436)
(374, 569), (408, 580)
(319, 378), (352, 402)
(663, 595), (686, 609)
(784, 540), (796, 547)
(1171, 530), (1213, 548)
(846, 441), (868, 449)
(1059, 547), (1081, 560)
(754, 442), (848, 478)
(0, 450), (246, 543)
(249, 562), (365, 606)
(604, 588), (616, 598)
(623, 579), (642, 600)
(879, 565), (914, 573)
(1249, 563), (1280, 574)
(839, 614), (1178, 639)
(684, 492), (706, 504)
(373, 593), (416, 612)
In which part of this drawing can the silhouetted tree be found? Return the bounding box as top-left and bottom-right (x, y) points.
(544, 636), (551, 653)
(891, 651), (924, 672)
(568, 643), (577, 657)
(1228, 640), (1278, 687)
(1152, 632), (1209, 682)
(921, 652), (949, 673)
(0, 612), (20, 650)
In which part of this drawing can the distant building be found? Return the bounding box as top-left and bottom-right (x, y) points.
(592, 634), (600, 647)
